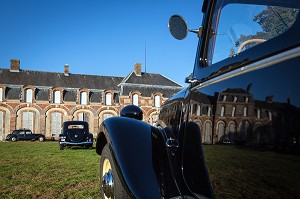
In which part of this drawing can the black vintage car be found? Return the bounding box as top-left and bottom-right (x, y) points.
(58, 121), (93, 150)
(6, 129), (45, 142)
(96, 0), (300, 198)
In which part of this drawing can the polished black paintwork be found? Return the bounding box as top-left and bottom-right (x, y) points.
(96, 0), (300, 198)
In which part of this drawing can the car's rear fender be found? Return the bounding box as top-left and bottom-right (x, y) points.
(96, 116), (161, 199)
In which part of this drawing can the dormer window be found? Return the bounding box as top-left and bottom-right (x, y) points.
(53, 90), (61, 104)
(245, 97), (249, 103)
(233, 96), (238, 102)
(132, 94), (138, 106)
(80, 91), (87, 105)
(154, 95), (161, 108)
(25, 89), (33, 103)
(105, 93), (112, 105)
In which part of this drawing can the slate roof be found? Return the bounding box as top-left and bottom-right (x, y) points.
(120, 72), (182, 87)
(0, 67), (183, 99)
(0, 69), (123, 90)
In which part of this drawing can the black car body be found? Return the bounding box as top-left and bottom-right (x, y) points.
(96, 0), (300, 198)
(6, 129), (45, 142)
(59, 121), (93, 150)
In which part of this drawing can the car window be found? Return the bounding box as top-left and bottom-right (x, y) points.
(25, 131), (32, 135)
(19, 131), (24, 135)
(207, 1), (299, 65)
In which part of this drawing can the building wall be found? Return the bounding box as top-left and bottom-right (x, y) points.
(0, 87), (168, 140)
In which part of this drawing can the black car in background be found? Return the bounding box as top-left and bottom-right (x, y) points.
(6, 129), (45, 142)
(59, 121), (93, 150)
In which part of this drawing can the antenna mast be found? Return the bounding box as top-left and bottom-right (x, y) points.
(144, 40), (147, 73)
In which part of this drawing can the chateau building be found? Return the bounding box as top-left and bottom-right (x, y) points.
(0, 59), (183, 140)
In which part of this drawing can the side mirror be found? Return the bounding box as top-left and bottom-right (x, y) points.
(168, 15), (188, 40)
(120, 105), (143, 120)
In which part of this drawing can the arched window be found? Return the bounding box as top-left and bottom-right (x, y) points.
(0, 88), (3, 102)
(103, 113), (113, 121)
(205, 122), (211, 143)
(78, 112), (89, 122)
(132, 94), (138, 106)
(217, 122), (225, 142)
(23, 111), (33, 131)
(51, 112), (61, 137)
(154, 95), (161, 108)
(105, 93), (112, 105)
(0, 111), (3, 140)
(25, 89), (33, 103)
(80, 92), (87, 105)
(53, 90), (60, 104)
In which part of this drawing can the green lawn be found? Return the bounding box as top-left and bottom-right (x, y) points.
(0, 142), (299, 198)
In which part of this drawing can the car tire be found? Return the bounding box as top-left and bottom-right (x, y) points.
(38, 136), (45, 142)
(100, 144), (130, 199)
(10, 137), (17, 142)
(60, 145), (64, 150)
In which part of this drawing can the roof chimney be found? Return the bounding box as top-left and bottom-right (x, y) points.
(10, 59), (20, 72)
(64, 64), (69, 76)
(134, 63), (142, 76)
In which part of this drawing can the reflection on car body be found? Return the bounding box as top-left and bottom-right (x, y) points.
(96, 0), (300, 198)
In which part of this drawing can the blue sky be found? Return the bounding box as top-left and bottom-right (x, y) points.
(0, 0), (203, 86)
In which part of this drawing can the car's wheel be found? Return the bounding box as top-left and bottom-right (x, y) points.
(60, 145), (64, 150)
(100, 144), (130, 199)
(10, 137), (17, 142)
(38, 136), (45, 142)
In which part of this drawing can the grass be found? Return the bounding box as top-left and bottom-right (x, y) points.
(0, 142), (100, 199)
(0, 142), (299, 198)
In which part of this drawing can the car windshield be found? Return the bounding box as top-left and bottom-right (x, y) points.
(207, 1), (299, 65)
(12, 131), (20, 135)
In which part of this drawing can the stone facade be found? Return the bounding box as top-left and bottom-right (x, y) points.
(0, 60), (182, 140)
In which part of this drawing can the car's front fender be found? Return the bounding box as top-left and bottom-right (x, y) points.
(96, 116), (161, 199)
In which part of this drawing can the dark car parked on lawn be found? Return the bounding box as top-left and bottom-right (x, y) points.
(6, 129), (45, 142)
(58, 121), (93, 150)
(96, 0), (300, 198)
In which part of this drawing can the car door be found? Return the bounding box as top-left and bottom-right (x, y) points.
(24, 130), (34, 140)
(16, 130), (25, 140)
(184, 0), (300, 197)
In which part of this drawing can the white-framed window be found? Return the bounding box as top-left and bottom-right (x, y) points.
(243, 107), (248, 117)
(53, 90), (60, 104)
(0, 111), (3, 140)
(233, 96), (238, 102)
(78, 112), (89, 122)
(103, 113), (113, 121)
(132, 94), (138, 106)
(80, 92), (87, 105)
(223, 95), (227, 102)
(25, 89), (33, 103)
(232, 107), (236, 117)
(0, 88), (3, 102)
(154, 95), (161, 108)
(23, 112), (33, 131)
(105, 93), (112, 105)
(208, 107), (211, 117)
(245, 97), (249, 103)
(268, 111), (272, 121)
(257, 109), (261, 119)
(221, 106), (225, 117)
(196, 105), (201, 116)
(51, 112), (61, 137)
